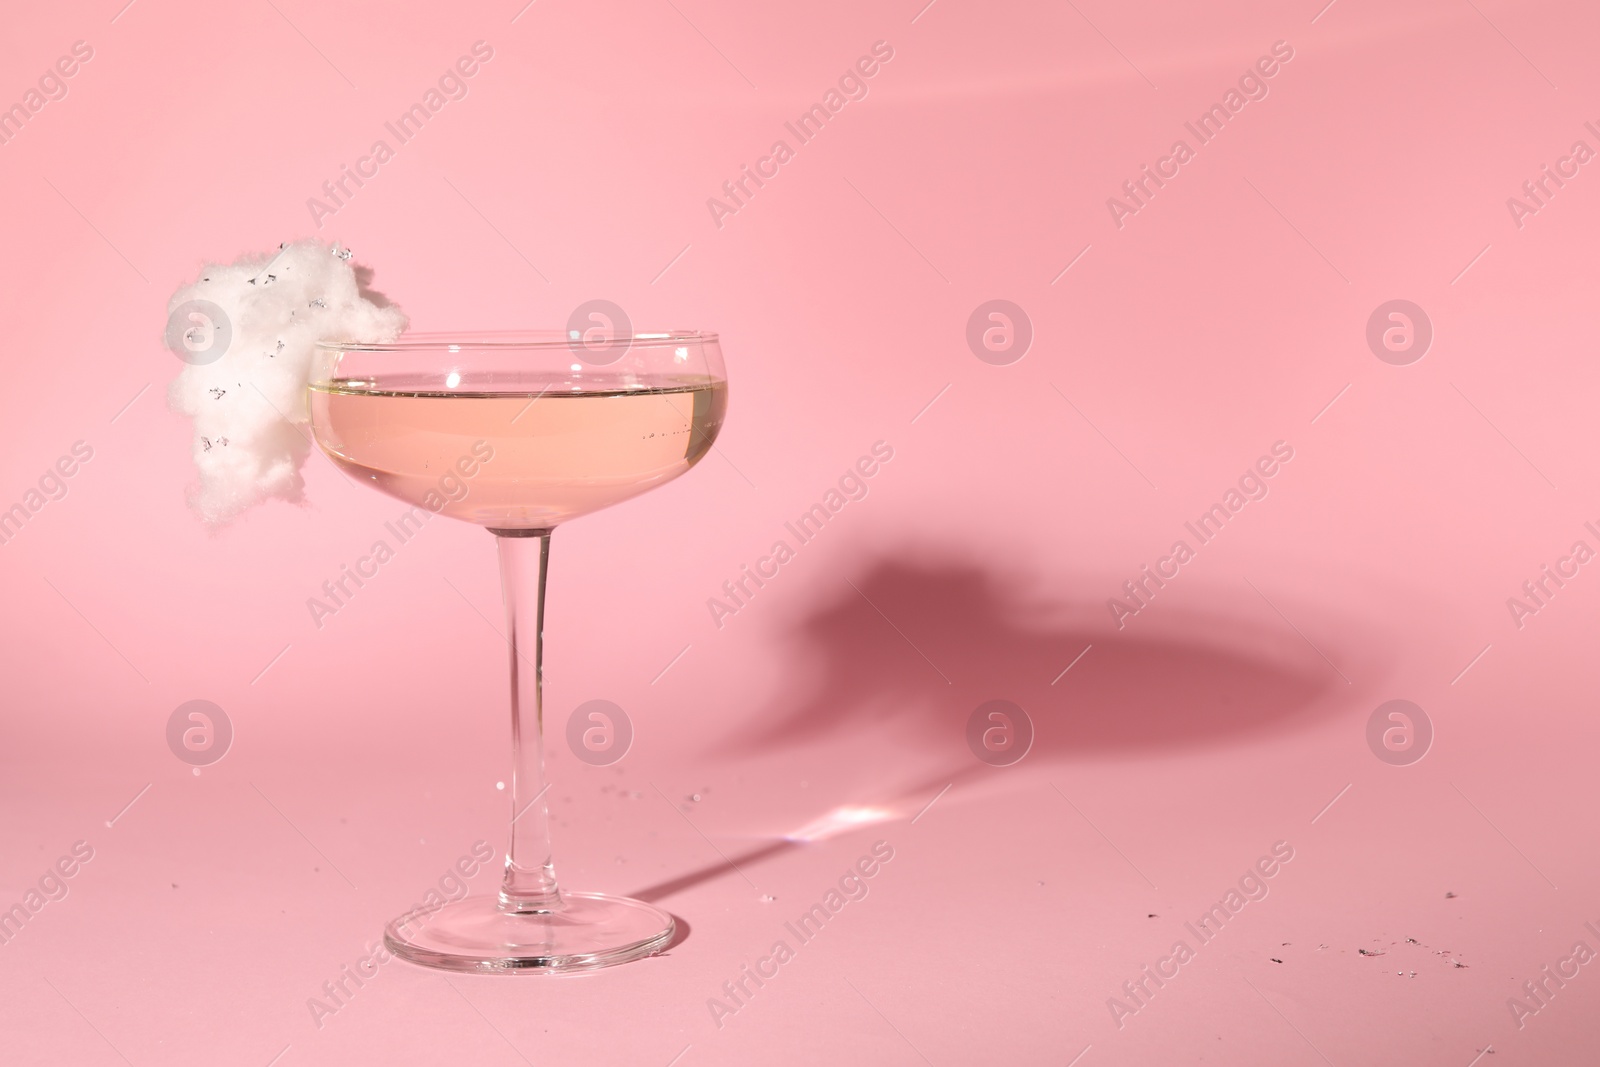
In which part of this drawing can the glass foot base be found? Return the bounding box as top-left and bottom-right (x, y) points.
(385, 892), (675, 974)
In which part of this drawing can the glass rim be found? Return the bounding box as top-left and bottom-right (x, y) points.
(315, 330), (718, 352)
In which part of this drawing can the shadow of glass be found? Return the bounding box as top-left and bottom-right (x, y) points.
(637, 552), (1367, 909)
(630, 840), (799, 904)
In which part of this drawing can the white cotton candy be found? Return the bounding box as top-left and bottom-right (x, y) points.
(166, 240), (407, 525)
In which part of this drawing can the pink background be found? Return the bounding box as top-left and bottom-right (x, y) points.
(2, 0), (1599, 1063)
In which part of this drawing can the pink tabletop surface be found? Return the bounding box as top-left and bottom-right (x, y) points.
(3, 0), (1600, 1063)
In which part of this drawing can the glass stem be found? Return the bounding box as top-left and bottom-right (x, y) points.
(492, 528), (563, 914)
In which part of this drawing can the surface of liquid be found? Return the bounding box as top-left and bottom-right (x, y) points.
(309, 376), (727, 528)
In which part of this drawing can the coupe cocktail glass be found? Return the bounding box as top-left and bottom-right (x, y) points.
(309, 331), (727, 973)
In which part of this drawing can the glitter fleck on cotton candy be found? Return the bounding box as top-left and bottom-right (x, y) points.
(166, 240), (406, 525)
